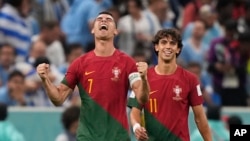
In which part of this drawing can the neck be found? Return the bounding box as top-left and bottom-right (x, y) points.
(132, 12), (141, 20)
(191, 37), (201, 48)
(149, 5), (156, 14)
(155, 59), (177, 75)
(94, 40), (115, 56)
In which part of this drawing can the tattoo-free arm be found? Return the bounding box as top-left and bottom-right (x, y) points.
(42, 78), (73, 106)
(192, 105), (212, 141)
(132, 76), (150, 105)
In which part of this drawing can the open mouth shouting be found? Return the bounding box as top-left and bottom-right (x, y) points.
(99, 25), (108, 31)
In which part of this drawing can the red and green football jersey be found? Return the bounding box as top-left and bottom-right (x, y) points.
(62, 50), (138, 141)
(128, 66), (203, 141)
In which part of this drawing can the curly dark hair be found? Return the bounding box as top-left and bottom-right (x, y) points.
(152, 28), (183, 57)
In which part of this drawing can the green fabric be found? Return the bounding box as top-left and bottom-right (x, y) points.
(128, 97), (181, 141)
(190, 120), (229, 141)
(144, 110), (182, 141)
(77, 84), (130, 141)
(127, 97), (142, 109)
(0, 121), (25, 141)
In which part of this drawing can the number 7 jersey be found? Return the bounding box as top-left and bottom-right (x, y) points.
(128, 66), (204, 141)
(62, 50), (138, 141)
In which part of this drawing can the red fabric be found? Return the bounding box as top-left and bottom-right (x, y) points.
(144, 66), (203, 141)
(64, 49), (138, 130)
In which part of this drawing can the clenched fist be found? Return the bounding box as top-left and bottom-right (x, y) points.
(36, 63), (50, 81)
(136, 62), (148, 79)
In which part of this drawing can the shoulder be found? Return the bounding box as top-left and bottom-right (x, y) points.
(148, 66), (155, 73)
(55, 133), (68, 141)
(115, 50), (134, 62)
(178, 67), (198, 81)
(73, 51), (92, 64)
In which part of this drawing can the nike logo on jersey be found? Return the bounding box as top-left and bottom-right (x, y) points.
(85, 71), (95, 75)
(149, 90), (158, 95)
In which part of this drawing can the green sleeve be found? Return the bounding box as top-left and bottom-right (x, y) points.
(127, 91), (143, 109)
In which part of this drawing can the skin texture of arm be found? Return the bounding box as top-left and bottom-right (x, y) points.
(42, 79), (73, 106)
(130, 107), (148, 140)
(192, 105), (212, 141)
(131, 77), (150, 105)
(132, 62), (150, 105)
(37, 63), (73, 106)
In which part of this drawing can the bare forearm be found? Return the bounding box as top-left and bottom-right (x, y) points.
(138, 77), (149, 104)
(196, 119), (212, 141)
(130, 108), (142, 126)
(42, 78), (63, 106)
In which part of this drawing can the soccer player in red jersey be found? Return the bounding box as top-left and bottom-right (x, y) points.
(36, 11), (149, 141)
(128, 28), (212, 141)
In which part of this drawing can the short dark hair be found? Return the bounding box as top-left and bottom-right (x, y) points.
(5, 0), (22, 7)
(127, 0), (144, 10)
(206, 105), (221, 120)
(8, 70), (25, 81)
(97, 11), (117, 27)
(152, 28), (183, 57)
(61, 106), (80, 130)
(0, 44), (17, 56)
(227, 115), (242, 125)
(98, 11), (114, 17)
(67, 43), (84, 55)
(0, 103), (7, 121)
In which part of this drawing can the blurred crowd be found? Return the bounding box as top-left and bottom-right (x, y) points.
(0, 0), (250, 107)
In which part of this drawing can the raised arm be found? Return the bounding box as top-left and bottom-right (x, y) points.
(37, 63), (73, 106)
(131, 62), (150, 105)
(192, 105), (212, 141)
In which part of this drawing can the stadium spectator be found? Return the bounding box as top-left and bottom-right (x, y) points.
(15, 40), (47, 75)
(0, 0), (33, 61)
(60, 0), (105, 50)
(55, 105), (80, 141)
(59, 43), (84, 74)
(237, 1), (250, 33)
(0, 70), (27, 106)
(0, 44), (16, 87)
(32, 21), (65, 67)
(179, 19), (208, 69)
(226, 115), (243, 130)
(0, 103), (26, 141)
(35, 0), (70, 24)
(181, 0), (212, 29)
(191, 105), (229, 141)
(208, 19), (248, 106)
(117, 0), (157, 58)
(182, 4), (224, 47)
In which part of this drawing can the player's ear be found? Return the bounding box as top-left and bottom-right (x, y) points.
(114, 29), (118, 35)
(91, 29), (94, 34)
(176, 47), (181, 54)
(155, 45), (159, 51)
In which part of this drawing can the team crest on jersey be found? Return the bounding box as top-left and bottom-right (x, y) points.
(111, 67), (121, 81)
(173, 85), (183, 101)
